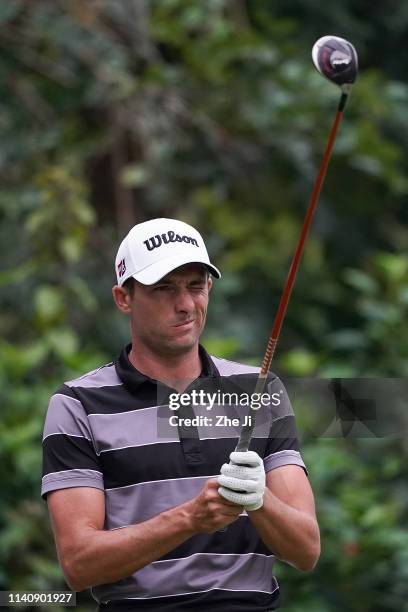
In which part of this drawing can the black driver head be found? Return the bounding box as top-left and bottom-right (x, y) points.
(312, 36), (358, 87)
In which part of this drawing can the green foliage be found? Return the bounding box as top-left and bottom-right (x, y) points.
(276, 438), (408, 611)
(0, 0), (407, 610)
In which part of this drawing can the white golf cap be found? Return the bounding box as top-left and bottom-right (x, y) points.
(115, 218), (221, 286)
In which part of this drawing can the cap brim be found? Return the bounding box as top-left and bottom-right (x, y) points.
(131, 253), (221, 285)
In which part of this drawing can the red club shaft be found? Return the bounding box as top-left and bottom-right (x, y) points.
(261, 92), (348, 374)
(236, 91), (349, 452)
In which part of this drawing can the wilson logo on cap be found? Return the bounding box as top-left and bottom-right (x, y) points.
(143, 231), (199, 252)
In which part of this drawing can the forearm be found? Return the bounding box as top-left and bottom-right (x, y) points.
(248, 488), (320, 571)
(63, 502), (195, 591)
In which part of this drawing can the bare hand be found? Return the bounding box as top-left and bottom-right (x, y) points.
(185, 479), (244, 533)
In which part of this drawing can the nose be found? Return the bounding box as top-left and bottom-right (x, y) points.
(174, 287), (195, 314)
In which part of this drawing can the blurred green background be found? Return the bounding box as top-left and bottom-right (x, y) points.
(1, 1), (408, 610)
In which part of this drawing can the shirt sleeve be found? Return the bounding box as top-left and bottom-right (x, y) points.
(263, 376), (308, 475)
(41, 384), (104, 499)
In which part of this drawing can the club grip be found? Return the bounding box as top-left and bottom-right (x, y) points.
(235, 375), (269, 452)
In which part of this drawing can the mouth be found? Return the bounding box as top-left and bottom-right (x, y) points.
(172, 319), (195, 329)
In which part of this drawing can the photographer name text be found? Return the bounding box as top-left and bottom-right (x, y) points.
(169, 413), (254, 427)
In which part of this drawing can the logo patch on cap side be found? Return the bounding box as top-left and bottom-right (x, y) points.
(117, 258), (126, 278)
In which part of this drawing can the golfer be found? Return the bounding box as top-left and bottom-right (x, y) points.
(41, 218), (320, 611)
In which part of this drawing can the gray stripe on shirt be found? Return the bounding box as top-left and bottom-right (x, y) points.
(65, 364), (122, 389)
(93, 552), (278, 603)
(104, 475), (213, 528)
(41, 468), (104, 497)
(89, 402), (273, 453)
(264, 449), (307, 473)
(43, 394), (92, 441)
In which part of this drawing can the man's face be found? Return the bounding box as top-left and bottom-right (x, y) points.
(126, 264), (212, 356)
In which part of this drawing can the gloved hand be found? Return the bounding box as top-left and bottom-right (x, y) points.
(217, 451), (266, 511)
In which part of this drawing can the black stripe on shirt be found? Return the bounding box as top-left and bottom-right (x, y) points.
(73, 384), (159, 415)
(98, 586), (280, 611)
(100, 435), (286, 489)
(158, 517), (274, 559)
(42, 434), (101, 477)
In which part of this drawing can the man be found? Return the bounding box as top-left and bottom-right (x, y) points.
(42, 218), (320, 611)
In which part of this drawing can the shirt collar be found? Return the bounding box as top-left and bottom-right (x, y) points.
(114, 343), (220, 394)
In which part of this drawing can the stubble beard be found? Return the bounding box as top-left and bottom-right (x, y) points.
(135, 320), (204, 358)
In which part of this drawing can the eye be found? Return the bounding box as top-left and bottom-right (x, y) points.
(154, 285), (172, 291)
(189, 283), (206, 291)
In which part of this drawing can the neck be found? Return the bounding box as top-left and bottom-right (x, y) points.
(128, 342), (202, 393)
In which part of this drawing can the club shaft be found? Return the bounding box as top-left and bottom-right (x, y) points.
(236, 92), (349, 453)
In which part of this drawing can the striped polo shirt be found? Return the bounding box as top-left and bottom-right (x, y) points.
(42, 344), (307, 611)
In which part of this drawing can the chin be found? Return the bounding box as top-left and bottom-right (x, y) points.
(170, 340), (198, 353)
(165, 335), (199, 354)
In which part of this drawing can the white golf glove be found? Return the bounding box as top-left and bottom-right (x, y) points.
(218, 451), (266, 511)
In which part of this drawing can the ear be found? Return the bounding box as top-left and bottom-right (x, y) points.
(207, 276), (213, 292)
(112, 285), (133, 315)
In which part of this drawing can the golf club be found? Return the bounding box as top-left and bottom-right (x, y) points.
(235, 36), (358, 452)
